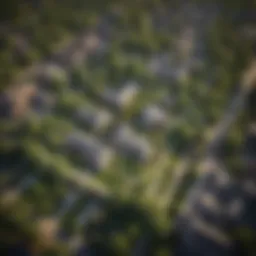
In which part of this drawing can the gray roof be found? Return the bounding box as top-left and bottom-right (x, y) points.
(139, 104), (168, 129)
(101, 81), (139, 109)
(147, 53), (190, 82)
(65, 132), (114, 171)
(74, 106), (113, 131)
(112, 125), (153, 162)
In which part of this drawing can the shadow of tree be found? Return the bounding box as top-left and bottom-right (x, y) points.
(76, 199), (173, 256)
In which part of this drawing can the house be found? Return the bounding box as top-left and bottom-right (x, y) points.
(65, 132), (114, 171)
(101, 81), (139, 110)
(112, 125), (153, 162)
(139, 104), (168, 130)
(147, 53), (190, 83)
(74, 106), (113, 132)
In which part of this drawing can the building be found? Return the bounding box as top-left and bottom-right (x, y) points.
(74, 106), (113, 132)
(112, 125), (153, 162)
(139, 104), (168, 130)
(101, 81), (139, 110)
(65, 132), (114, 171)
